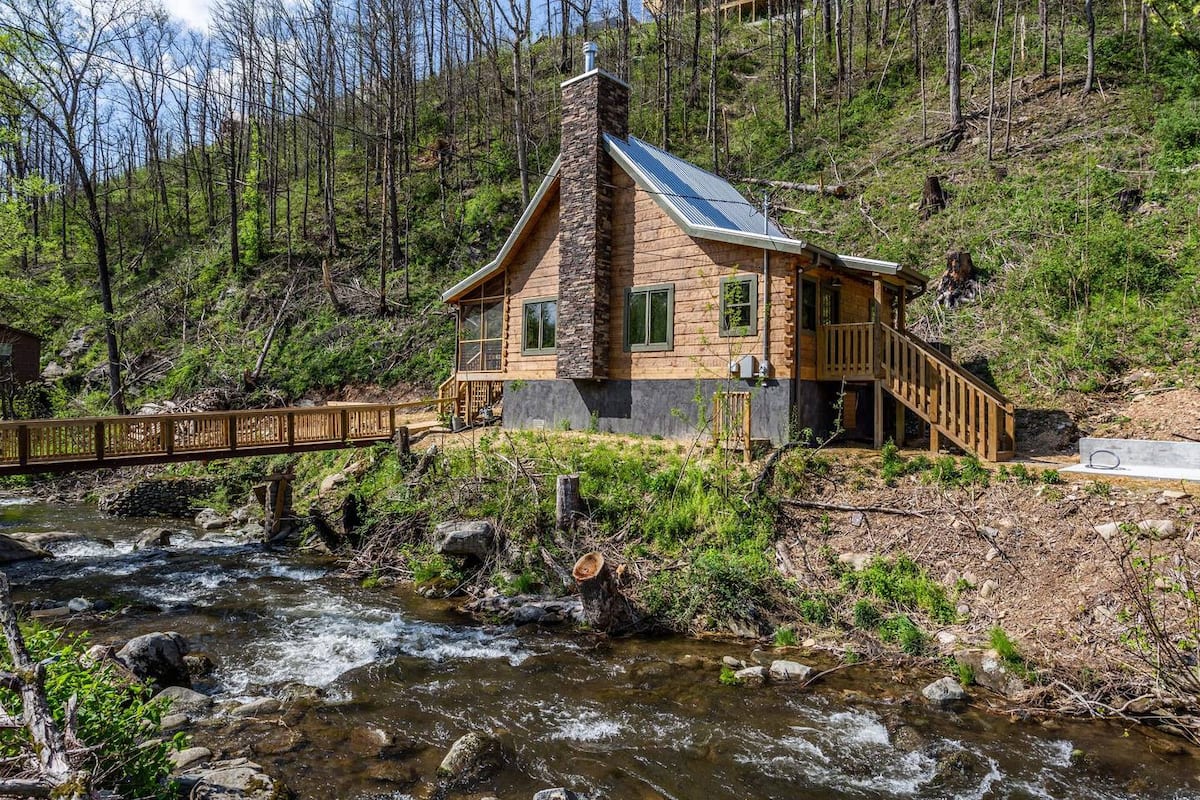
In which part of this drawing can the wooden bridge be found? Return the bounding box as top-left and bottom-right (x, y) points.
(0, 400), (451, 476)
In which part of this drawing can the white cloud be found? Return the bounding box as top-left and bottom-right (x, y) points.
(161, 0), (213, 31)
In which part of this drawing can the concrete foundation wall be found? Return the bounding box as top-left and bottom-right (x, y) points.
(503, 379), (794, 443)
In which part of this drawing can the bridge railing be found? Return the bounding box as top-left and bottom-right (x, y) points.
(0, 399), (451, 471)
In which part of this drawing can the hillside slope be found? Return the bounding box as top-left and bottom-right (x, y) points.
(2, 7), (1197, 438)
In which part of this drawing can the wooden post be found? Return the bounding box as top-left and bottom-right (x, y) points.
(872, 278), (885, 379)
(897, 289), (907, 331)
(556, 474), (581, 531)
(227, 415), (238, 452)
(743, 394), (753, 465)
(17, 425), (28, 467)
(395, 426), (411, 458)
(873, 380), (884, 449)
(286, 411), (296, 447)
(895, 404), (906, 447)
(94, 421), (105, 463)
(163, 418), (175, 455)
(263, 474), (294, 541)
(339, 408), (350, 442)
(572, 551), (635, 633)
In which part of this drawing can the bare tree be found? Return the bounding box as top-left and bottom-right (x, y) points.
(0, 0), (134, 413)
(1082, 0), (1096, 93)
(947, 0), (964, 130)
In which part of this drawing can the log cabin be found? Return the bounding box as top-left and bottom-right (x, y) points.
(0, 325), (41, 386)
(440, 44), (1015, 462)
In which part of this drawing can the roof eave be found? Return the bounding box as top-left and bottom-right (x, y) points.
(441, 157), (562, 303)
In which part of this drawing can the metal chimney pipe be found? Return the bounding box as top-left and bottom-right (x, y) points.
(583, 41), (597, 72)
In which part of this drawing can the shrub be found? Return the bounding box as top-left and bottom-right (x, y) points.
(773, 626), (798, 647)
(0, 627), (179, 799)
(879, 615), (926, 655)
(841, 556), (957, 624)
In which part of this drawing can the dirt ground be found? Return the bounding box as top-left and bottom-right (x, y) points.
(777, 448), (1199, 700)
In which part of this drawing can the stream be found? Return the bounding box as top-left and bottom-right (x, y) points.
(0, 495), (1197, 799)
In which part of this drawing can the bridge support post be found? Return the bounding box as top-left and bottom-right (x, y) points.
(259, 473), (294, 542)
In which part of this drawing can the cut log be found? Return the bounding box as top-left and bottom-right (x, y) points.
(918, 176), (948, 220)
(555, 475), (581, 532)
(572, 552), (635, 634)
(1115, 187), (1143, 216)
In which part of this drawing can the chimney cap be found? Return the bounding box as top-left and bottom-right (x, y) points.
(583, 41), (598, 72)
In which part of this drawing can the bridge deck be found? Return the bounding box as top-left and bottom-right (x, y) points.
(0, 400), (449, 475)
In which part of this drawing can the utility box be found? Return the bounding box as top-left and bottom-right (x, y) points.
(730, 354), (758, 380)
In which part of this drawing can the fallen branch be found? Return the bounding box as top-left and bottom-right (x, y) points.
(780, 498), (928, 517)
(745, 441), (805, 501)
(738, 177), (848, 197)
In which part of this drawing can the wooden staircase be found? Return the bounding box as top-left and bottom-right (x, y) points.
(438, 376), (504, 424)
(819, 322), (1015, 462)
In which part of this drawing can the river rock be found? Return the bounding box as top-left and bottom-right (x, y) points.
(230, 698), (282, 717)
(930, 748), (991, 793)
(922, 677), (968, 706)
(137, 527), (175, 548)
(276, 682), (325, 706)
(118, 631), (191, 687)
(533, 790), (582, 800)
(769, 660), (814, 682)
(435, 521), (495, 560)
(185, 653), (218, 679)
(171, 747), (213, 771)
(721, 656), (745, 670)
(734, 666), (767, 686)
(179, 757), (287, 800)
(155, 686), (214, 713)
(252, 728), (307, 757)
(19, 531), (114, 550)
(957, 649), (1027, 698)
(437, 731), (507, 789)
(160, 713), (190, 732)
(462, 595), (584, 626)
(67, 597), (93, 613)
(195, 508), (232, 531)
(0, 533), (51, 564)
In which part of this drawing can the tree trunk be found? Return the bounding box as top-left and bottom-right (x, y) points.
(572, 552), (636, 633)
(1082, 0), (1096, 93)
(946, 0), (964, 129)
(987, 0), (1003, 160)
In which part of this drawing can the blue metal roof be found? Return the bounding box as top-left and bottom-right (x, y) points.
(604, 135), (789, 240)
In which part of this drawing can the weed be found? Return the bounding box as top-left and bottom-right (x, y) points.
(719, 665), (742, 686)
(953, 658), (976, 686)
(1085, 480), (1111, 497)
(773, 626), (798, 647)
(880, 614), (926, 655)
(841, 556), (957, 624)
(852, 599), (882, 629)
(797, 595), (834, 627)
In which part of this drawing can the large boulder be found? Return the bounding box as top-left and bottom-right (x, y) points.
(434, 521), (495, 560)
(155, 685), (214, 714)
(437, 731), (507, 789)
(18, 531), (114, 551)
(769, 660), (814, 682)
(137, 527), (174, 548)
(0, 533), (51, 564)
(117, 631), (191, 688)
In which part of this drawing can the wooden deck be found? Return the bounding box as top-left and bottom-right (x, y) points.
(818, 322), (1016, 462)
(0, 400), (450, 475)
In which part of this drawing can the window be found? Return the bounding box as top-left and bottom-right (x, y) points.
(821, 285), (841, 325)
(457, 278), (505, 372)
(624, 284), (674, 352)
(522, 298), (557, 354)
(800, 278), (817, 332)
(719, 275), (758, 337)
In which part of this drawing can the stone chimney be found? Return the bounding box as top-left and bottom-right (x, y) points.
(556, 43), (629, 381)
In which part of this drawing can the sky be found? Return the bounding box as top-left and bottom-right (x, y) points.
(162, 0), (214, 30)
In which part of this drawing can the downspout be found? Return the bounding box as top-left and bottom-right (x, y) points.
(760, 194), (771, 378)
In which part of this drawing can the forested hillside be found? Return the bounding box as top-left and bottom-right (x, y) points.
(0, 0), (1197, 422)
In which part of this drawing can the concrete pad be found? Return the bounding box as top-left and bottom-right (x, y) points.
(1063, 438), (1200, 483)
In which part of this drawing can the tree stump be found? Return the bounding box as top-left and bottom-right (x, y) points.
(572, 552), (634, 634)
(918, 176), (948, 220)
(555, 475), (581, 531)
(1115, 187), (1143, 217)
(935, 251), (980, 308)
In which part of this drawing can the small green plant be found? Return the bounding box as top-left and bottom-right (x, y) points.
(494, 570), (540, 597)
(411, 552), (452, 584)
(841, 556), (957, 624)
(880, 614), (926, 655)
(0, 626), (179, 799)
(719, 666), (742, 686)
(1085, 480), (1111, 497)
(989, 626), (1022, 664)
(842, 649), (862, 665)
(797, 595), (834, 627)
(852, 599), (882, 629)
(1041, 469), (1064, 485)
(587, 409), (600, 433)
(360, 570), (381, 589)
(954, 659), (976, 686)
(773, 625), (798, 647)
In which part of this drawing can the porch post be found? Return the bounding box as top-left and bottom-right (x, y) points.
(897, 288), (907, 331)
(873, 380), (884, 449)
